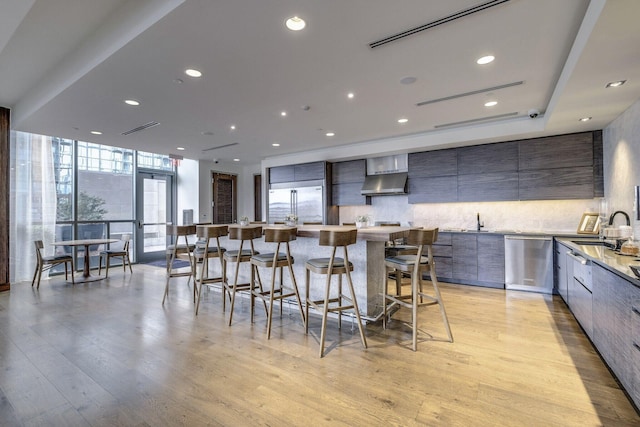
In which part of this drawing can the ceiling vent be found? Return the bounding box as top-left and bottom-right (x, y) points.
(369, 0), (510, 48)
(434, 112), (519, 129)
(416, 81), (524, 107)
(202, 142), (239, 152)
(121, 121), (159, 135)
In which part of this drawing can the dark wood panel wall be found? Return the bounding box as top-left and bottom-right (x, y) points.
(1, 107), (9, 292)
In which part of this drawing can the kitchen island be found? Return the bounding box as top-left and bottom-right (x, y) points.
(223, 224), (410, 319)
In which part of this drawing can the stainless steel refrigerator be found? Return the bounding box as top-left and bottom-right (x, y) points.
(268, 181), (324, 224)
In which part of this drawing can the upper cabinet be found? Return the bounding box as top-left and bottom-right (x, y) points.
(407, 130), (602, 204)
(269, 161), (325, 184)
(518, 132), (597, 200)
(408, 149), (458, 203)
(331, 159), (370, 206)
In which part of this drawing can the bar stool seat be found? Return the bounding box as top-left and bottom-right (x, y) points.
(223, 225), (265, 325)
(250, 227), (305, 338)
(163, 224), (197, 305)
(382, 228), (453, 351)
(305, 229), (367, 357)
(194, 224), (228, 315)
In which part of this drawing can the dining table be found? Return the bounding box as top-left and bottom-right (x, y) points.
(53, 238), (118, 282)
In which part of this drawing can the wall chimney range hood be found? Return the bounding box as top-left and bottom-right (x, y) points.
(361, 154), (408, 195)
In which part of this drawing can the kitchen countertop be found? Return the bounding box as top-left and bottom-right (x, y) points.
(557, 237), (640, 288)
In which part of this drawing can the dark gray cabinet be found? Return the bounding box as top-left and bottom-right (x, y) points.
(433, 232), (453, 279)
(432, 232), (504, 288)
(269, 161), (325, 184)
(458, 142), (518, 174)
(519, 167), (594, 200)
(331, 159), (370, 206)
(554, 241), (570, 303)
(519, 133), (593, 170)
(592, 264), (639, 408)
(408, 149), (458, 203)
(458, 172), (519, 202)
(452, 234), (478, 282)
(407, 131), (603, 203)
(592, 265), (640, 403)
(477, 234), (505, 285)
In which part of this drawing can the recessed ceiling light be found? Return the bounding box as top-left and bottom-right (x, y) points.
(90, 131), (102, 135)
(397, 118), (408, 124)
(272, 143), (280, 147)
(326, 132), (335, 137)
(400, 76), (417, 85)
(233, 158), (240, 162)
(176, 147), (185, 150)
(605, 80), (626, 88)
(173, 78), (184, 84)
(477, 55), (495, 65)
(230, 125), (236, 130)
(579, 117), (592, 122)
(124, 99), (140, 106)
(347, 92), (355, 99)
(185, 68), (202, 77)
(484, 101), (498, 107)
(285, 16), (306, 31)
(281, 111), (287, 117)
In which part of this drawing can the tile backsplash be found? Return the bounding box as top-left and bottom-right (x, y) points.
(339, 196), (599, 233)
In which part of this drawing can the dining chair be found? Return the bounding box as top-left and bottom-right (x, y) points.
(223, 225), (265, 325)
(305, 229), (367, 357)
(382, 228), (453, 351)
(98, 234), (132, 277)
(163, 224), (197, 305)
(250, 227), (305, 338)
(193, 224), (228, 315)
(32, 240), (75, 288)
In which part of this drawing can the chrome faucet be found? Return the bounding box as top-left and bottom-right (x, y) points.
(608, 210), (630, 226)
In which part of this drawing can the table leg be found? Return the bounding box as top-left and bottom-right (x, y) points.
(83, 244), (91, 278)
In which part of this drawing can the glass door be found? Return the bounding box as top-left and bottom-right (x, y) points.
(136, 171), (173, 262)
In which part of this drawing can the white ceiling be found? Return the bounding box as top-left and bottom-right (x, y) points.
(1, 0), (639, 165)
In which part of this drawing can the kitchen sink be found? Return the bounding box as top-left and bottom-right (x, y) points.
(571, 240), (615, 249)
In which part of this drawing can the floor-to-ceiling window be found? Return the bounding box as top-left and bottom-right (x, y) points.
(10, 131), (174, 282)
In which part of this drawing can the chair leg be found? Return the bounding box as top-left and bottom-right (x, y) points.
(319, 273), (332, 357)
(344, 268), (367, 350)
(266, 265), (277, 339)
(412, 274), (419, 351)
(32, 264), (39, 287)
(286, 260), (305, 328)
(105, 256), (110, 277)
(431, 272), (453, 343)
(228, 258), (242, 326)
(99, 255), (103, 275)
(305, 269), (311, 334)
(395, 268), (402, 296)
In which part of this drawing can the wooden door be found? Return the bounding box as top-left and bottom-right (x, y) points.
(212, 173), (237, 224)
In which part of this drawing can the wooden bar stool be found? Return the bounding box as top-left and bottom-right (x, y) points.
(194, 224), (228, 315)
(223, 225), (265, 325)
(305, 229), (367, 357)
(250, 227), (305, 338)
(163, 224), (197, 305)
(382, 228), (453, 351)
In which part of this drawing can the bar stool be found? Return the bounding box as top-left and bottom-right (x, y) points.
(250, 227), (305, 338)
(382, 228), (453, 351)
(305, 229), (367, 357)
(194, 224), (228, 315)
(384, 225), (420, 296)
(163, 224), (197, 305)
(223, 225), (265, 325)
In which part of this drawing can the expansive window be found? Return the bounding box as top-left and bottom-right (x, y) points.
(10, 131), (173, 282)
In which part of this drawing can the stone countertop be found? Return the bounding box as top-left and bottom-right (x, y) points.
(557, 237), (640, 288)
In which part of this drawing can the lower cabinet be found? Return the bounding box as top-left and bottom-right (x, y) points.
(568, 276), (593, 339)
(554, 241), (570, 302)
(592, 264), (639, 409)
(432, 232), (504, 288)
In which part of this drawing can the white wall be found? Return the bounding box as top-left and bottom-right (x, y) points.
(176, 158), (199, 224)
(196, 159), (261, 223)
(603, 97), (640, 232)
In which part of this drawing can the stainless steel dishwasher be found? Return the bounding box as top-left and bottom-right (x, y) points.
(504, 235), (553, 293)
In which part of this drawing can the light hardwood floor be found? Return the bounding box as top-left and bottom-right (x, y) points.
(1, 264), (638, 426)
